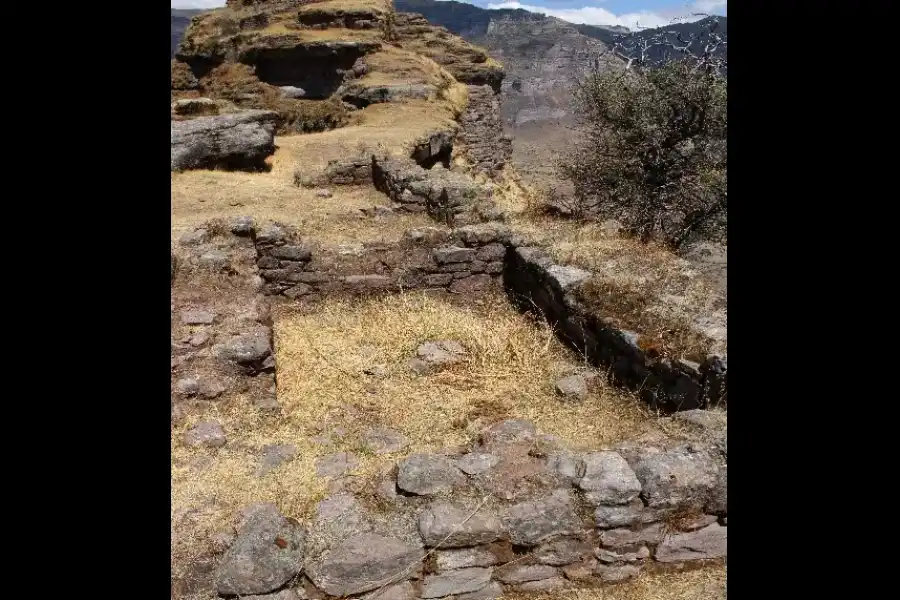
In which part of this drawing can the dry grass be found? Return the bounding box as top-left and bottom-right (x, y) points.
(503, 565), (726, 600)
(275, 292), (658, 457)
(257, 24), (383, 43)
(171, 292), (662, 588)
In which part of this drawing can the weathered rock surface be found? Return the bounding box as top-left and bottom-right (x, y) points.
(455, 452), (500, 475)
(555, 374), (588, 401)
(630, 446), (720, 509)
(496, 564), (558, 584)
(594, 500), (657, 529)
(315, 452), (360, 478)
(306, 533), (424, 597)
(535, 537), (592, 566)
(456, 581), (504, 600)
(422, 567), (493, 598)
(398, 453), (466, 496)
(360, 581), (418, 600)
(598, 524), (665, 552)
(362, 427), (409, 455)
(419, 502), (503, 547)
(655, 523), (727, 563)
(435, 547), (500, 571)
(183, 420), (227, 448)
(171, 110), (278, 172)
(578, 451), (642, 506)
(594, 564), (641, 582)
(215, 504), (306, 596)
(478, 419), (537, 454)
(215, 327), (273, 368)
(502, 490), (582, 546)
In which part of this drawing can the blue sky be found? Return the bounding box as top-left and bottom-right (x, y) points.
(171, 1), (727, 30)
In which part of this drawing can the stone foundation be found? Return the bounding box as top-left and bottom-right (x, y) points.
(211, 417), (726, 599)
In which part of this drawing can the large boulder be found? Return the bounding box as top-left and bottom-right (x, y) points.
(171, 110), (279, 172)
(215, 504), (306, 596)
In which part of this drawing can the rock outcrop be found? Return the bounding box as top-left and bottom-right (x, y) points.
(171, 110), (278, 171)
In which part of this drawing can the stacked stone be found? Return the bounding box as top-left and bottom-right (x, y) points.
(458, 85), (513, 177)
(252, 223), (316, 298)
(505, 246), (728, 411)
(372, 156), (498, 225)
(212, 418), (727, 599)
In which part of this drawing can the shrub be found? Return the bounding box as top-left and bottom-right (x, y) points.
(560, 18), (727, 250)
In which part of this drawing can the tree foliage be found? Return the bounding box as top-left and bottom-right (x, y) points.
(561, 17), (727, 250)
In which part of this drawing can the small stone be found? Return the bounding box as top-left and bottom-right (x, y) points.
(198, 378), (227, 399)
(256, 224), (286, 245)
(361, 427), (408, 455)
(514, 576), (566, 592)
(231, 216), (255, 236)
(535, 538), (592, 566)
(181, 309), (216, 325)
(594, 501), (655, 529)
(257, 444), (298, 476)
(421, 567), (493, 598)
(546, 264), (592, 290)
(479, 419), (537, 454)
(449, 274), (491, 294)
(199, 251), (229, 270)
(425, 274), (453, 286)
(502, 490), (582, 546)
(315, 452), (360, 478)
(397, 454), (465, 495)
(455, 453), (500, 475)
(343, 275), (391, 288)
(415, 340), (466, 370)
(599, 524), (665, 552)
(433, 246), (476, 264)
(271, 245), (312, 262)
(434, 547), (500, 571)
(456, 581), (504, 600)
(315, 188), (333, 198)
(183, 420), (227, 448)
(360, 581), (417, 600)
(240, 590), (303, 600)
(174, 376), (200, 396)
(555, 375), (588, 401)
(655, 523), (727, 563)
(595, 546), (650, 564)
(594, 564), (641, 582)
(484, 261), (503, 274)
(190, 332), (210, 347)
(579, 451), (642, 506)
(179, 229), (208, 246)
(254, 394), (281, 411)
(496, 564), (558, 584)
(418, 501), (503, 547)
(280, 85), (306, 98)
(562, 561), (596, 581)
(284, 283), (313, 299)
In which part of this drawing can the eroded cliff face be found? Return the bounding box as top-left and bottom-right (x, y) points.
(171, 0), (505, 136)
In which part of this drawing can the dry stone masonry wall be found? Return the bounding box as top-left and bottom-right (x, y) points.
(457, 84), (513, 177)
(212, 417), (726, 599)
(175, 218), (726, 412)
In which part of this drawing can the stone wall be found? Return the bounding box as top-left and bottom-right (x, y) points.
(457, 84), (513, 177)
(213, 416), (726, 599)
(503, 246), (727, 411)
(177, 219), (726, 412)
(250, 222), (511, 300)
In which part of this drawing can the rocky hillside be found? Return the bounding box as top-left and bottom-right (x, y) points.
(396, 0), (625, 126)
(171, 9), (204, 57)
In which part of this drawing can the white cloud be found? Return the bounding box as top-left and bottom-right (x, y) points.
(171, 1), (225, 8)
(486, 1), (721, 30)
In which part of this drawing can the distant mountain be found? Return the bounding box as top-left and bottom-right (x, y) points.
(171, 9), (206, 58)
(395, 0), (626, 126)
